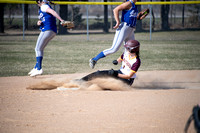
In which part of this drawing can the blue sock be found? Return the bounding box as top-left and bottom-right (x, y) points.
(35, 56), (43, 70)
(93, 52), (105, 61)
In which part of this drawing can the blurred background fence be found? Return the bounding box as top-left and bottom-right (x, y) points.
(0, 0), (200, 35)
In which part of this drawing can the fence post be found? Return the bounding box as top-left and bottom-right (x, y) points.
(86, 4), (89, 41)
(22, 4), (25, 40)
(149, 4), (152, 40)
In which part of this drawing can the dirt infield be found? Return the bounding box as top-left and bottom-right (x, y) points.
(0, 70), (200, 133)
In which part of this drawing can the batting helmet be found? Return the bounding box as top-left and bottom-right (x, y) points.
(124, 40), (140, 53)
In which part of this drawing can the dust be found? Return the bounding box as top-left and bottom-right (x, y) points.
(26, 80), (63, 90)
(26, 77), (133, 91)
(86, 78), (132, 91)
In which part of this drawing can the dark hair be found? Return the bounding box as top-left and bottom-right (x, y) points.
(36, 0), (42, 4)
(36, 0), (55, 5)
(129, 50), (139, 57)
(136, 51), (140, 57)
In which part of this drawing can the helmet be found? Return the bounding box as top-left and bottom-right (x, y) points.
(124, 40), (140, 53)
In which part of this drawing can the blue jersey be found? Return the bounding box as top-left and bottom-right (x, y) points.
(38, 4), (57, 33)
(121, 0), (138, 28)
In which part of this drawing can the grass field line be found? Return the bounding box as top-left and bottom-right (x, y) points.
(0, 30), (200, 77)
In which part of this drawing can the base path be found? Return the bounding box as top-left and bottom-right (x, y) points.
(0, 70), (200, 133)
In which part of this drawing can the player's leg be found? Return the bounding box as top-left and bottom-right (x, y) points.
(28, 31), (45, 75)
(35, 30), (55, 68)
(29, 31), (56, 76)
(125, 27), (135, 43)
(89, 23), (125, 69)
(81, 70), (134, 86)
(89, 23), (132, 69)
(104, 24), (135, 55)
(81, 70), (110, 81)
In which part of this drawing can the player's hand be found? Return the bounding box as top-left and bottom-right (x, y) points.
(37, 20), (42, 26)
(113, 60), (118, 65)
(113, 22), (120, 29)
(108, 69), (118, 77)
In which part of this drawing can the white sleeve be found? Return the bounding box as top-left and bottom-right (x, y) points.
(41, 4), (50, 12)
(129, 0), (134, 4)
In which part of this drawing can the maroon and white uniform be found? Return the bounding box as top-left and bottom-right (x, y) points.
(120, 51), (141, 79)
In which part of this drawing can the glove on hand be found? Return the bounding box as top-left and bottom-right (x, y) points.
(113, 60), (118, 65)
(137, 8), (149, 20)
(60, 20), (75, 29)
(108, 69), (118, 77)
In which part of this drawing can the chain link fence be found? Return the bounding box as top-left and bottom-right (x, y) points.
(2, 1), (200, 33)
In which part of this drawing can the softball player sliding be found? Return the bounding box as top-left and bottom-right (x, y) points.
(89, 0), (138, 69)
(28, 0), (64, 77)
(83, 40), (141, 86)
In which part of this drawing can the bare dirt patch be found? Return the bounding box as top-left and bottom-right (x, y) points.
(0, 70), (200, 133)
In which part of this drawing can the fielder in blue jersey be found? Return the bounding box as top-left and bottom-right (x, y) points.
(28, 0), (65, 77)
(89, 0), (138, 69)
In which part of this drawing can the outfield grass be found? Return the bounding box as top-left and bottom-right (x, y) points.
(0, 30), (200, 77)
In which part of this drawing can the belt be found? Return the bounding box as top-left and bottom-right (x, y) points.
(126, 23), (136, 28)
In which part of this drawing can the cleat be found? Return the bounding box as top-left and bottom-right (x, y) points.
(28, 68), (37, 75)
(89, 59), (96, 69)
(30, 69), (43, 77)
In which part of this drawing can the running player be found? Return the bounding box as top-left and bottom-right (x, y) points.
(83, 40), (141, 86)
(89, 0), (138, 69)
(28, 0), (64, 77)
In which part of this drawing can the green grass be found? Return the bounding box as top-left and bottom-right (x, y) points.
(0, 30), (200, 77)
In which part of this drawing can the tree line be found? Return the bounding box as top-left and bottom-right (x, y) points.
(0, 0), (199, 33)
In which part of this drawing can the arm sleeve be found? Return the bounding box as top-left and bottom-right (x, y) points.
(131, 58), (141, 72)
(129, 0), (134, 4)
(120, 53), (124, 60)
(129, 0), (136, 7)
(41, 5), (50, 12)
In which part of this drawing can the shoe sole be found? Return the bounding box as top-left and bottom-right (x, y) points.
(30, 70), (43, 77)
(28, 69), (36, 75)
(30, 73), (42, 77)
(89, 59), (96, 69)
